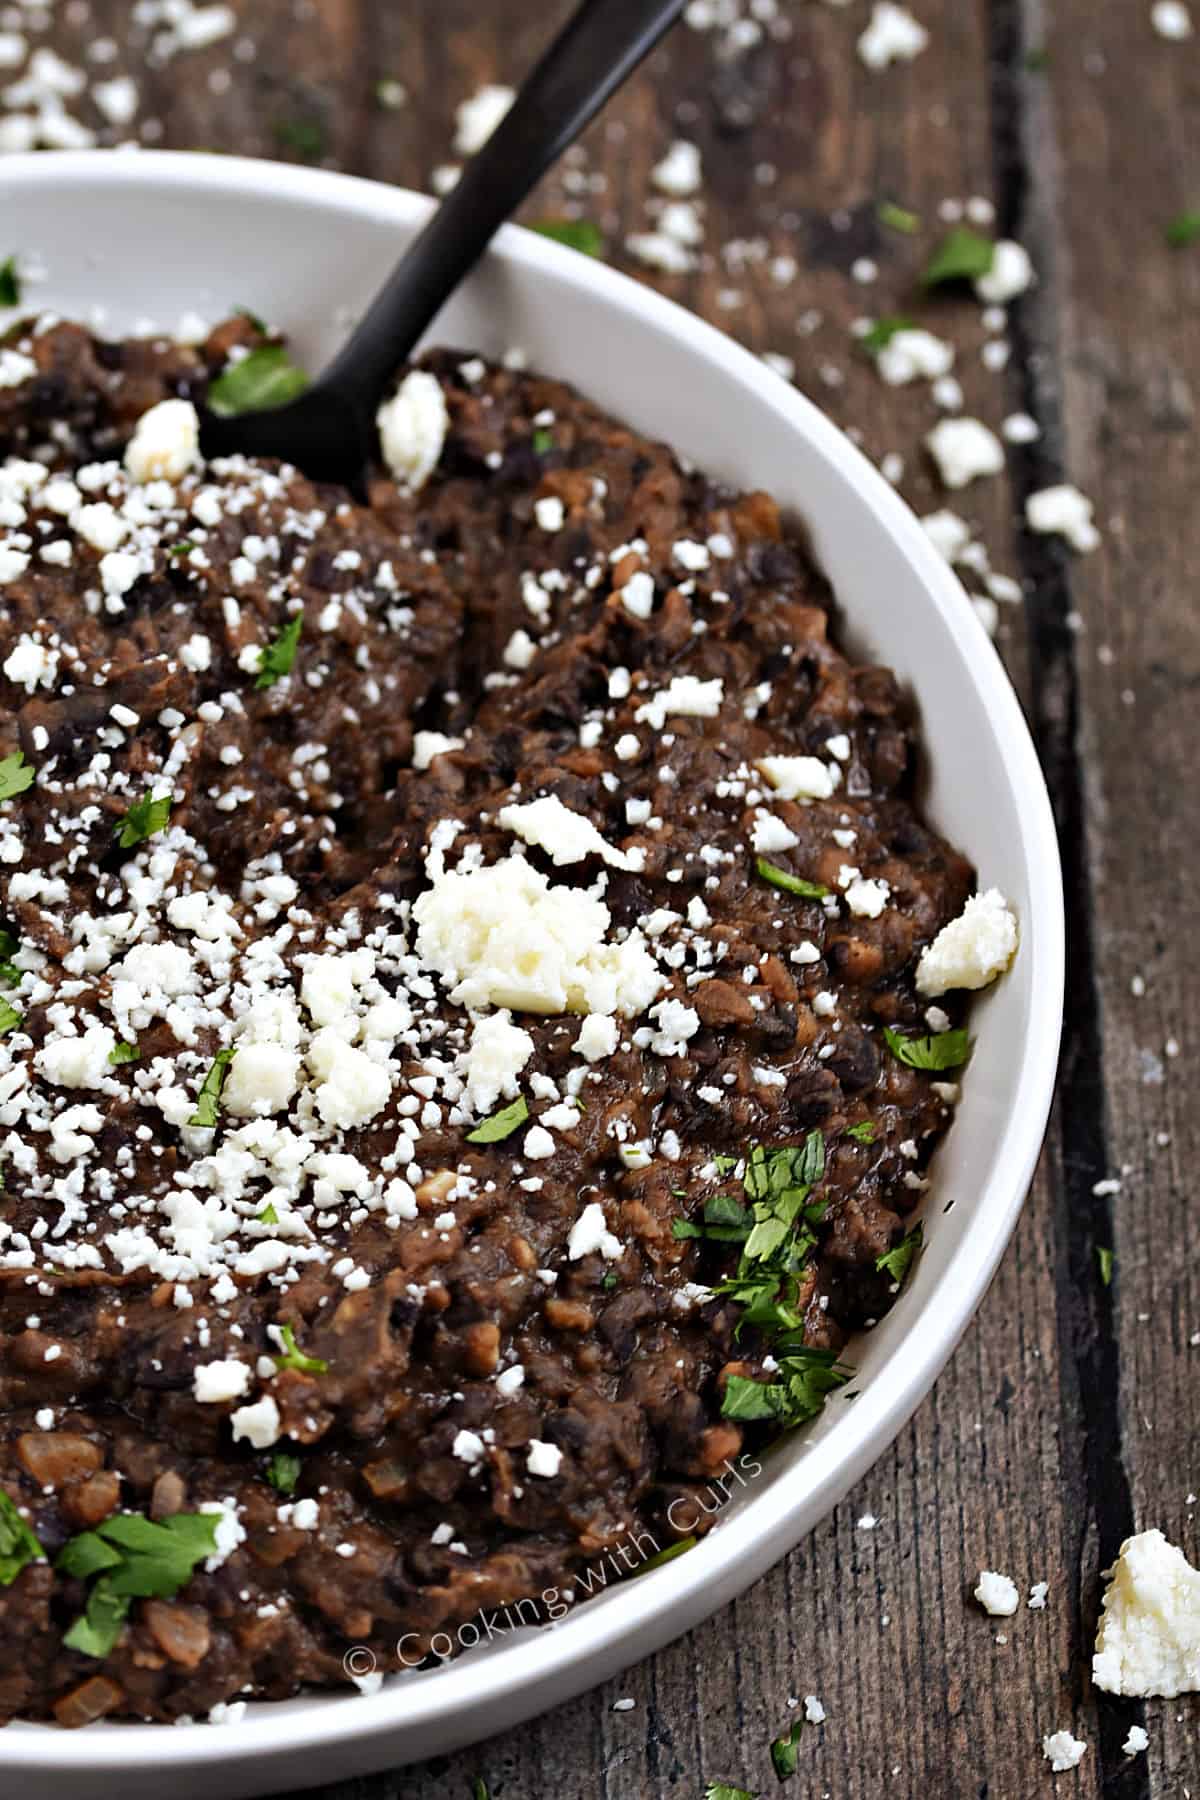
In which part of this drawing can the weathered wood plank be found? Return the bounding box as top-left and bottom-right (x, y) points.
(1013, 1), (1200, 1793)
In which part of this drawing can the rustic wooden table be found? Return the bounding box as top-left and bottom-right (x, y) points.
(21, 1), (1198, 1793)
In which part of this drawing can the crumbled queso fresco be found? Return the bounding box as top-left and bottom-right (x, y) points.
(0, 313), (1017, 1725)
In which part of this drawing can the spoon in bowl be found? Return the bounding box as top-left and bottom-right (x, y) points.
(199, 0), (688, 491)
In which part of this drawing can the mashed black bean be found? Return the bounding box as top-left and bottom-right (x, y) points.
(0, 317), (972, 1726)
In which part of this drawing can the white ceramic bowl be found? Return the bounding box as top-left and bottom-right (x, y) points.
(2, 152), (1063, 1799)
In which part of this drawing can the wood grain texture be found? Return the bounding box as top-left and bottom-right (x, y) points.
(33, 1), (1198, 1794)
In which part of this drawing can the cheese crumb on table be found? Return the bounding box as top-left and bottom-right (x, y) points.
(974, 1569), (1020, 1616)
(925, 417), (1005, 489)
(1042, 1730), (1087, 1773)
(858, 2), (929, 68)
(1092, 1528), (1200, 1697)
(1122, 1725), (1150, 1756)
(1025, 484), (1101, 553)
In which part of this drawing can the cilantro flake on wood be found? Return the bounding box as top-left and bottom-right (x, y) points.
(0, 256), (19, 308)
(1165, 211), (1200, 249)
(922, 225), (995, 287)
(108, 1041), (140, 1066)
(533, 219), (605, 257)
(114, 790), (172, 850)
(877, 200), (921, 235)
(466, 1094), (529, 1144)
(1096, 1245), (1114, 1286)
(858, 314), (916, 355)
(770, 1717), (805, 1780)
(207, 344), (310, 417)
(0, 997), (21, 1037)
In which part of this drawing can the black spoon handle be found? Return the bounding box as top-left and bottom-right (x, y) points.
(318, 0), (688, 410)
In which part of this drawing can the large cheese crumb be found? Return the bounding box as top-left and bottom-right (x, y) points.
(498, 795), (642, 872)
(567, 1201), (622, 1260)
(123, 398), (200, 483)
(925, 417), (1005, 489)
(1041, 1731), (1087, 1773)
(876, 329), (954, 386)
(756, 755), (840, 802)
(413, 852), (664, 1018)
(858, 2), (929, 68)
(1092, 1529), (1200, 1697)
(463, 1010), (534, 1112)
(454, 83), (514, 155)
(376, 370), (448, 492)
(230, 1395), (282, 1448)
(1025, 484), (1101, 553)
(974, 1569), (1020, 1616)
(916, 889), (1018, 995)
(193, 1359), (251, 1403)
(975, 240), (1033, 305)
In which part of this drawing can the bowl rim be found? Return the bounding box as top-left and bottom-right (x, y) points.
(0, 151), (1065, 1781)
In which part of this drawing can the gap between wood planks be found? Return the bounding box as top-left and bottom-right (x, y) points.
(985, 2), (1148, 1793)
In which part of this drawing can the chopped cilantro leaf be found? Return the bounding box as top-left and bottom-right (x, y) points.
(64, 1582), (130, 1657)
(207, 344), (310, 417)
(533, 219), (604, 257)
(471, 1782), (490, 1800)
(876, 1222), (924, 1285)
(858, 315), (915, 355)
(266, 1451), (301, 1494)
(532, 427), (554, 454)
(704, 1784), (756, 1800)
(922, 226), (995, 288)
(0, 256), (20, 309)
(0, 1488), (44, 1584)
(189, 1047), (235, 1128)
(755, 858), (828, 900)
(634, 1534), (697, 1575)
(254, 613), (303, 689)
(114, 790), (171, 850)
(0, 751), (34, 803)
(601, 1269), (619, 1290)
(108, 1041), (140, 1066)
(258, 1201), (279, 1225)
(1166, 211), (1200, 249)
(770, 1717), (805, 1780)
(58, 1511), (219, 1657)
(883, 1026), (971, 1071)
(467, 1095), (529, 1144)
(846, 1121), (877, 1144)
(272, 1322), (328, 1375)
(0, 997), (20, 1037)
(721, 1349), (851, 1429)
(1096, 1245), (1114, 1286)
(713, 1154), (739, 1176)
(877, 200), (920, 235)
(166, 540), (196, 560)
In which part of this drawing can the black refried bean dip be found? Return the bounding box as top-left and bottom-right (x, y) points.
(0, 313), (1016, 1727)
